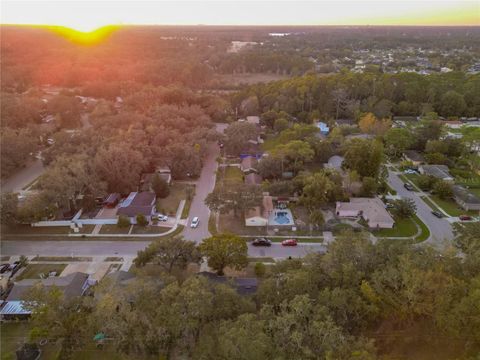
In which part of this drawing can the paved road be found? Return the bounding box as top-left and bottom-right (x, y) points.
(182, 123), (228, 243)
(1, 159), (45, 193)
(1, 240), (325, 259)
(387, 170), (454, 247)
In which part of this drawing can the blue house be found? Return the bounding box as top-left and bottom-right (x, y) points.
(316, 121), (330, 135)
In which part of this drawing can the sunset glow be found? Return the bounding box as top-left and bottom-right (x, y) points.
(2, 0), (479, 29)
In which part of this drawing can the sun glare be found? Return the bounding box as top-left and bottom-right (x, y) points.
(47, 25), (119, 45)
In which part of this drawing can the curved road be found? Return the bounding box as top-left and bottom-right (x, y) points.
(387, 170), (454, 247)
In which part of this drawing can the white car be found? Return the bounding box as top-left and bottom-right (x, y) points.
(154, 214), (168, 221)
(190, 217), (199, 228)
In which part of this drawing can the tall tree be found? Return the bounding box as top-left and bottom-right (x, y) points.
(199, 233), (248, 275)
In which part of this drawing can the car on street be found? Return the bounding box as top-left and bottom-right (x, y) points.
(252, 237), (272, 247)
(432, 211), (443, 218)
(404, 183), (414, 191)
(459, 215), (472, 221)
(404, 169), (417, 174)
(190, 216), (199, 228)
(281, 239), (298, 246)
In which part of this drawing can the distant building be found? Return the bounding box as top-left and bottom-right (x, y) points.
(117, 192), (156, 223)
(336, 197), (395, 229)
(453, 185), (480, 211)
(403, 150), (425, 166)
(246, 116), (260, 125)
(419, 165), (454, 182)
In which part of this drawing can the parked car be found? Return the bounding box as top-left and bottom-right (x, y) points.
(154, 214), (168, 221)
(459, 215), (472, 221)
(252, 238), (272, 247)
(0, 264), (10, 274)
(432, 211), (443, 218)
(47, 138), (55, 145)
(404, 183), (414, 191)
(404, 169), (417, 174)
(190, 217), (199, 228)
(281, 239), (298, 246)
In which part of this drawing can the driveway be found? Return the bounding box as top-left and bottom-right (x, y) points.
(387, 170), (454, 247)
(1, 159), (45, 193)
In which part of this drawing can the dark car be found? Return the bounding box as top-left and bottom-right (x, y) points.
(432, 211), (443, 218)
(459, 215), (472, 221)
(0, 264), (10, 274)
(404, 183), (414, 191)
(281, 239), (298, 247)
(252, 237), (272, 247)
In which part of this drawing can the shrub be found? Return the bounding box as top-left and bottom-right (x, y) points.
(417, 175), (437, 191)
(117, 215), (131, 228)
(254, 262), (266, 277)
(433, 180), (453, 200)
(136, 214), (148, 226)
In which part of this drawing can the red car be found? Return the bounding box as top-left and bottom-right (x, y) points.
(281, 239), (298, 246)
(459, 215), (472, 221)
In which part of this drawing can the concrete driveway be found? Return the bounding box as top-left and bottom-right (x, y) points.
(387, 170), (454, 247)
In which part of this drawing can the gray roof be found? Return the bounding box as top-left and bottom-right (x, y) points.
(7, 272), (89, 302)
(117, 192), (156, 217)
(404, 150), (425, 162)
(453, 185), (480, 205)
(245, 173), (262, 185)
(198, 272), (258, 296)
(420, 165), (453, 180)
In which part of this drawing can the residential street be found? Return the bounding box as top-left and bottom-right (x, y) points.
(387, 170), (454, 247)
(1, 158), (45, 193)
(0, 240), (326, 259)
(181, 123), (228, 243)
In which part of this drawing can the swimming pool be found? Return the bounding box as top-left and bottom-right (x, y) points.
(269, 209), (295, 226)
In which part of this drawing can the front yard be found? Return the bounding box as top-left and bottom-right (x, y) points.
(99, 224), (131, 234)
(430, 195), (477, 217)
(156, 183), (194, 216)
(374, 217), (418, 238)
(16, 263), (67, 281)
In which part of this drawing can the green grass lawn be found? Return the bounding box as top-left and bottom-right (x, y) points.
(1, 225), (70, 235)
(130, 226), (171, 235)
(156, 183), (191, 216)
(99, 224), (131, 234)
(404, 173), (421, 187)
(469, 188), (480, 197)
(420, 196), (442, 213)
(413, 215), (430, 242)
(430, 195), (476, 217)
(375, 217), (418, 238)
(16, 264), (67, 280)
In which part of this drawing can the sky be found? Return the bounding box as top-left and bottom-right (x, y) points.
(1, 0), (479, 32)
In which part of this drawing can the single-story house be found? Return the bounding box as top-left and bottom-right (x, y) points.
(103, 193), (121, 208)
(453, 185), (480, 211)
(245, 195), (274, 227)
(198, 272), (258, 296)
(245, 173), (263, 186)
(316, 121), (330, 135)
(117, 191), (156, 223)
(0, 272), (89, 319)
(240, 156), (259, 174)
(336, 197), (395, 229)
(403, 150), (425, 166)
(419, 165), (454, 182)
